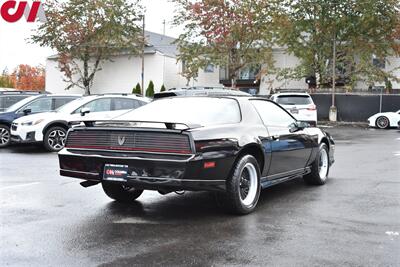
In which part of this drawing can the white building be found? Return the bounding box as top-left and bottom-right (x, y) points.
(46, 31), (400, 95)
(46, 31), (221, 95)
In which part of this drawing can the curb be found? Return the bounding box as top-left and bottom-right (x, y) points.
(318, 121), (369, 128)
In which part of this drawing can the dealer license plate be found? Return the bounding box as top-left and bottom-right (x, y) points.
(290, 108), (299, 114)
(103, 164), (129, 182)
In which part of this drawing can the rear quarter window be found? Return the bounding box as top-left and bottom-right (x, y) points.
(54, 97), (77, 109)
(276, 95), (312, 105)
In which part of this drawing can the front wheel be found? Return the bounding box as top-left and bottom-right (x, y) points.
(102, 182), (143, 203)
(0, 124), (11, 148)
(304, 143), (330, 185)
(376, 116), (390, 129)
(216, 155), (261, 214)
(44, 126), (67, 152)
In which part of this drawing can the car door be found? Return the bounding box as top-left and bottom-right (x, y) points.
(16, 97), (53, 119)
(68, 97), (113, 121)
(110, 98), (143, 118)
(251, 99), (313, 179)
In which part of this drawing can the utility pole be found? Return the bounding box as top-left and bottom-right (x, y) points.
(329, 9), (337, 122)
(162, 19), (166, 87)
(141, 15), (145, 96)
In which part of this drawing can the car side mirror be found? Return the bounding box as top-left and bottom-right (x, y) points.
(23, 109), (32, 115)
(289, 121), (310, 133)
(80, 107), (91, 116)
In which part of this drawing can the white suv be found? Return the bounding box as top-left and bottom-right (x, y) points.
(270, 92), (317, 126)
(11, 94), (150, 151)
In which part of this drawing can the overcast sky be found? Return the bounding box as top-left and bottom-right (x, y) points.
(0, 0), (182, 72)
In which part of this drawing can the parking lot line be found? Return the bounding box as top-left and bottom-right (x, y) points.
(0, 182), (40, 190)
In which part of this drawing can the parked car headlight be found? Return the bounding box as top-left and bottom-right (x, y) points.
(21, 119), (44, 126)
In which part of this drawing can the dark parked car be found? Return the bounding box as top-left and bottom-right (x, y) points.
(0, 94), (79, 148)
(58, 96), (335, 214)
(0, 91), (47, 112)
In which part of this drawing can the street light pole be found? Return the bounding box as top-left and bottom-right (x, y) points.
(141, 15), (145, 96)
(329, 17), (338, 122)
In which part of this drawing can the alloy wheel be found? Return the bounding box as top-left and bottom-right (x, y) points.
(318, 148), (329, 180)
(239, 163), (258, 206)
(376, 117), (389, 129)
(47, 129), (66, 150)
(0, 127), (10, 146)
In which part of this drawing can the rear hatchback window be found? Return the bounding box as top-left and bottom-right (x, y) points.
(117, 97), (241, 126)
(276, 95), (312, 105)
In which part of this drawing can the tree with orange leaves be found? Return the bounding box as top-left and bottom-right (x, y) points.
(11, 64), (45, 91)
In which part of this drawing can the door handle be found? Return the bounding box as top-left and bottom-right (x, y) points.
(272, 135), (280, 141)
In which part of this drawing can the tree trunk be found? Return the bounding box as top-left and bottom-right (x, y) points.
(229, 67), (239, 89)
(83, 56), (90, 95)
(315, 72), (321, 91)
(84, 82), (91, 95)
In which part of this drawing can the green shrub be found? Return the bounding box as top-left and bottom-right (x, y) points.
(132, 83), (141, 95)
(160, 84), (166, 92)
(146, 80), (155, 97)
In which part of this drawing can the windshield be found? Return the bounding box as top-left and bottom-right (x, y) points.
(276, 95), (312, 105)
(56, 97), (91, 113)
(4, 96), (38, 112)
(115, 97), (241, 126)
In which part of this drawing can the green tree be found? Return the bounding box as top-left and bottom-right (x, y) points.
(31, 0), (143, 95)
(146, 80), (155, 97)
(160, 84), (166, 92)
(173, 0), (278, 87)
(132, 82), (141, 94)
(0, 69), (14, 88)
(276, 0), (400, 90)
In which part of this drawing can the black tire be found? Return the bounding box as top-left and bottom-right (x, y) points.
(102, 182), (143, 203)
(0, 124), (11, 148)
(304, 143), (330, 185)
(376, 116), (390, 129)
(43, 126), (67, 152)
(216, 155), (261, 215)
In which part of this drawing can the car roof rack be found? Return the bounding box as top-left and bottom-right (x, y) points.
(90, 93), (144, 97)
(0, 90), (49, 95)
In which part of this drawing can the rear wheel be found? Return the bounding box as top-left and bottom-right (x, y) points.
(102, 182), (143, 203)
(44, 126), (67, 152)
(304, 143), (329, 185)
(216, 155), (261, 214)
(0, 124), (11, 148)
(376, 116), (390, 129)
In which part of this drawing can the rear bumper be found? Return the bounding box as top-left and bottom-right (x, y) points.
(58, 149), (234, 192)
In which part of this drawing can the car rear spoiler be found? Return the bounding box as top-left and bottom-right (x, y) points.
(68, 120), (202, 130)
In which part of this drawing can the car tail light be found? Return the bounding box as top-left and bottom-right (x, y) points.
(307, 104), (316, 111)
(204, 162), (216, 169)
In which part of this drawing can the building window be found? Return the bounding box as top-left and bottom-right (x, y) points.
(372, 58), (385, 69)
(204, 64), (214, 73)
(182, 60), (187, 72)
(239, 65), (260, 80)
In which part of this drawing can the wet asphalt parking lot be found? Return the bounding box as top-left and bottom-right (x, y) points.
(0, 126), (399, 267)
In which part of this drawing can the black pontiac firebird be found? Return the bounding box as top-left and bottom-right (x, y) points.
(59, 96), (335, 214)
